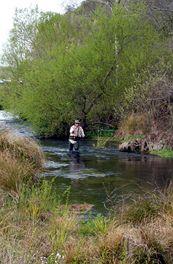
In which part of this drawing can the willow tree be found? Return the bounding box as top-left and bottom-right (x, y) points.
(1, 2), (164, 136)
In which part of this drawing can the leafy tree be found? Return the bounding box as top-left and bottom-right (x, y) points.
(1, 2), (165, 137)
(2, 7), (39, 68)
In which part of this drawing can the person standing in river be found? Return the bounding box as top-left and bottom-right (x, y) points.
(69, 120), (85, 153)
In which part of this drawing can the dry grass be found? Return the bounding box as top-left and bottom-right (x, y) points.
(0, 216), (52, 264)
(0, 150), (36, 192)
(0, 130), (44, 169)
(119, 113), (149, 135)
(0, 130), (44, 192)
(61, 187), (173, 264)
(1, 184), (173, 263)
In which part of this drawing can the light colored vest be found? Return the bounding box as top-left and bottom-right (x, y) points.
(69, 125), (85, 144)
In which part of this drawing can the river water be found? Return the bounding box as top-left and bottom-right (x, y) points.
(1, 110), (173, 213)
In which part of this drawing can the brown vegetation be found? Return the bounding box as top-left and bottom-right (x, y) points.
(117, 70), (173, 152)
(0, 130), (44, 168)
(0, 130), (44, 192)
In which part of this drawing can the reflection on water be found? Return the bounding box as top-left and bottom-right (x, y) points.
(1, 110), (173, 213)
(42, 139), (173, 213)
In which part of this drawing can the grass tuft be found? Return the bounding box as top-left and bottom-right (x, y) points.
(120, 196), (161, 225)
(0, 130), (44, 169)
(0, 151), (34, 192)
(0, 130), (44, 192)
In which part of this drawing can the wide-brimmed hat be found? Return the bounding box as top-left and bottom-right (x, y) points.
(75, 119), (80, 124)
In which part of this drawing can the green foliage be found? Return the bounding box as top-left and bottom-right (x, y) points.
(79, 215), (108, 236)
(2, 7), (39, 67)
(1, 3), (164, 136)
(151, 149), (173, 159)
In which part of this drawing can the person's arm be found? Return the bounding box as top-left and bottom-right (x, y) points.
(70, 126), (75, 136)
(79, 127), (85, 138)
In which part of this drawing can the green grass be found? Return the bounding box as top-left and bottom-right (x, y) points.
(79, 215), (109, 236)
(120, 195), (161, 224)
(94, 136), (114, 148)
(86, 129), (116, 139)
(120, 134), (145, 142)
(151, 149), (173, 158)
(93, 134), (146, 150)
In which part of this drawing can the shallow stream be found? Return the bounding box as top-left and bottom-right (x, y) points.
(1, 110), (173, 213)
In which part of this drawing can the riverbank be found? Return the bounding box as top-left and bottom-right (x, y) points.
(95, 128), (173, 159)
(151, 149), (173, 158)
(2, 180), (173, 263)
(117, 135), (173, 159)
(1, 131), (173, 263)
(114, 111), (173, 158)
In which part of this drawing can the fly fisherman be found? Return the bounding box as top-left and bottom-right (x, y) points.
(69, 120), (85, 152)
